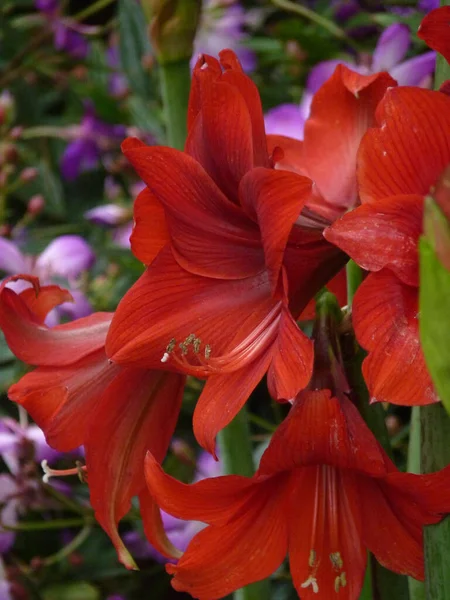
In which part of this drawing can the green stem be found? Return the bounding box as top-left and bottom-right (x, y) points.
(218, 406), (271, 600)
(346, 260), (363, 308)
(41, 525), (92, 567)
(72, 0), (116, 22)
(2, 517), (93, 531)
(271, 0), (361, 52)
(159, 60), (191, 150)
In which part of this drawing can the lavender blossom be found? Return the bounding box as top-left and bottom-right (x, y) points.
(192, 0), (256, 72)
(0, 234), (95, 324)
(106, 41), (129, 98)
(61, 102), (126, 181)
(35, 0), (89, 58)
(264, 23), (436, 140)
(124, 451), (222, 563)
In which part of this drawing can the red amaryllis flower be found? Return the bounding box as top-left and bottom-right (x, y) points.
(325, 86), (450, 405)
(105, 50), (348, 454)
(0, 275), (185, 568)
(144, 390), (450, 599)
(418, 6), (450, 65)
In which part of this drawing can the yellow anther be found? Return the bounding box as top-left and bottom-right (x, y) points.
(301, 576), (319, 594)
(204, 344), (211, 359)
(309, 549), (317, 568)
(193, 338), (201, 353)
(330, 552), (344, 571)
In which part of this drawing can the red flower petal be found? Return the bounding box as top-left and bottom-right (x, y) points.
(302, 66), (396, 210)
(0, 280), (111, 366)
(266, 308), (313, 400)
(358, 87), (450, 202)
(353, 270), (438, 405)
(324, 194), (423, 286)
(418, 6), (450, 64)
(239, 167), (313, 290)
(166, 474), (289, 599)
(139, 489), (183, 560)
(8, 350), (119, 451)
(122, 141), (263, 280)
(130, 187), (169, 266)
(187, 54), (222, 133)
(86, 369), (184, 569)
(259, 390), (389, 476)
(106, 248), (274, 368)
(19, 284), (73, 323)
(267, 135), (305, 174)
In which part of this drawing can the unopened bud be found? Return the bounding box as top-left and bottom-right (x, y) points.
(20, 167), (38, 183)
(1, 144), (19, 165)
(147, 0), (201, 63)
(171, 438), (195, 465)
(27, 194), (45, 215)
(0, 91), (15, 126)
(9, 126), (23, 140)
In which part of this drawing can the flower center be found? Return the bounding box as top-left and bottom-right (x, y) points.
(160, 302), (282, 377)
(301, 466), (347, 594)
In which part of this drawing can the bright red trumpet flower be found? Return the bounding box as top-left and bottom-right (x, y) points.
(0, 275), (185, 568)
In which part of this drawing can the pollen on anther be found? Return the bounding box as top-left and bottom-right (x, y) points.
(309, 549), (317, 568)
(204, 344), (211, 359)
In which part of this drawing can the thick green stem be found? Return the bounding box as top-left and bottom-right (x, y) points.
(159, 59), (191, 150)
(218, 406), (271, 600)
(346, 260), (363, 308)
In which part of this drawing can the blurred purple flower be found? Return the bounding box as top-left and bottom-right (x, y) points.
(265, 23), (436, 140)
(61, 102), (126, 181)
(419, 0), (439, 10)
(124, 451), (222, 563)
(0, 234), (95, 324)
(35, 0), (89, 58)
(192, 0), (257, 72)
(107, 42), (129, 98)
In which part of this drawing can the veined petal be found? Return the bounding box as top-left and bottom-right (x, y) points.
(145, 452), (257, 526)
(86, 369), (184, 569)
(106, 248), (274, 369)
(130, 187), (169, 265)
(19, 284), (73, 323)
(8, 350), (119, 451)
(239, 168), (313, 290)
(0, 276), (111, 365)
(166, 473), (289, 599)
(418, 6), (450, 65)
(266, 308), (313, 401)
(353, 271), (438, 406)
(358, 87), (450, 203)
(122, 141), (262, 279)
(324, 194), (423, 286)
(302, 65), (396, 209)
(266, 135), (305, 174)
(259, 391), (388, 477)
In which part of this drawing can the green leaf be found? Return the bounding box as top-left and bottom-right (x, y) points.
(0, 331), (14, 364)
(42, 582), (100, 600)
(419, 237), (450, 413)
(38, 161), (66, 218)
(118, 0), (152, 98)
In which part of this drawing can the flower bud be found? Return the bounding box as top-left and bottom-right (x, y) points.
(27, 194), (45, 216)
(20, 167), (38, 183)
(146, 0), (201, 63)
(0, 91), (15, 126)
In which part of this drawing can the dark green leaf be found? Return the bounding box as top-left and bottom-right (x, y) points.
(38, 161), (66, 218)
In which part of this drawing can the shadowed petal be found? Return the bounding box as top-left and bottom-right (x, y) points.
(418, 6), (450, 64)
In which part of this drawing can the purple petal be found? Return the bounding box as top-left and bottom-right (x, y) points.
(112, 223), (132, 248)
(0, 581), (13, 600)
(0, 238), (28, 274)
(0, 432), (17, 459)
(419, 0), (439, 11)
(372, 24), (410, 73)
(25, 425), (61, 464)
(85, 204), (129, 227)
(36, 235), (95, 279)
(60, 139), (99, 180)
(264, 104), (305, 140)
(35, 0), (57, 13)
(194, 451), (222, 481)
(54, 23), (89, 58)
(55, 289), (93, 320)
(389, 52), (436, 87)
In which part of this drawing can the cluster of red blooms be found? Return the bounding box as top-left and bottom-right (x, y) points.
(1, 7), (450, 600)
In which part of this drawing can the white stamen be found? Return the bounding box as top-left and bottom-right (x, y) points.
(161, 352), (170, 363)
(301, 576), (319, 594)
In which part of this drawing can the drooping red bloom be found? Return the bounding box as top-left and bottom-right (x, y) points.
(144, 390), (450, 599)
(105, 50), (349, 454)
(325, 86), (450, 405)
(418, 6), (450, 65)
(0, 275), (185, 568)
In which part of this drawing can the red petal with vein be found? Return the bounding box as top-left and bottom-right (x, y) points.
(8, 350), (119, 451)
(106, 248), (274, 368)
(19, 285), (73, 323)
(360, 477), (424, 579)
(259, 390), (388, 476)
(324, 194), (423, 286)
(239, 168), (313, 290)
(418, 6), (450, 64)
(266, 308), (313, 400)
(130, 187), (169, 265)
(353, 271), (438, 405)
(187, 54), (222, 133)
(267, 135), (305, 174)
(145, 452), (256, 526)
(166, 474), (289, 599)
(139, 489), (183, 560)
(86, 369), (184, 569)
(185, 63), (254, 201)
(193, 350), (273, 455)
(219, 49), (270, 168)
(122, 142), (263, 279)
(288, 469), (366, 600)
(0, 280), (111, 366)
(302, 66), (396, 209)
(358, 87), (450, 203)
